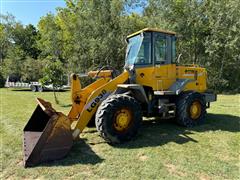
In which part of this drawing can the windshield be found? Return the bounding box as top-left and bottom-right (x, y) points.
(125, 35), (143, 66)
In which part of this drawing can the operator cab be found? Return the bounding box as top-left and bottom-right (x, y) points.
(125, 28), (176, 68)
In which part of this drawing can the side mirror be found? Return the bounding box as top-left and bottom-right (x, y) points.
(176, 53), (182, 64)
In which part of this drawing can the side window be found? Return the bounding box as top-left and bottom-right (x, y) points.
(172, 37), (176, 63)
(135, 33), (151, 65)
(154, 34), (167, 64)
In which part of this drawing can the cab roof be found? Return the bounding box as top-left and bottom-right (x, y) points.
(127, 28), (176, 39)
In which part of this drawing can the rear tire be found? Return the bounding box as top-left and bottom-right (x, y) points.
(95, 94), (142, 144)
(176, 92), (206, 127)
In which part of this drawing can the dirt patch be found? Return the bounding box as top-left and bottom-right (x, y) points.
(17, 160), (23, 166)
(197, 173), (212, 180)
(165, 164), (186, 177)
(137, 153), (148, 161)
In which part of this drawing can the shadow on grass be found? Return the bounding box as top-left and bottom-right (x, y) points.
(11, 88), (32, 91)
(59, 104), (72, 108)
(40, 139), (104, 167)
(115, 113), (240, 149)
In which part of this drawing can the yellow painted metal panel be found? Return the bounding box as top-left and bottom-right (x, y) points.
(177, 66), (207, 92)
(135, 66), (155, 88)
(135, 64), (177, 91)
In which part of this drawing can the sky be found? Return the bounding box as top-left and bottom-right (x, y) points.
(0, 0), (66, 26)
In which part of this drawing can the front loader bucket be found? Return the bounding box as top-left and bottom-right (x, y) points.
(23, 98), (73, 167)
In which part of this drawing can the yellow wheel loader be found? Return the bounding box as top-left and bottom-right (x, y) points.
(23, 28), (216, 167)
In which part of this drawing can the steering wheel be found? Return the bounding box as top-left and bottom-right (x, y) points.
(136, 57), (145, 64)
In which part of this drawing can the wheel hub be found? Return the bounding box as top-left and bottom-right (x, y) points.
(114, 109), (132, 132)
(190, 101), (201, 119)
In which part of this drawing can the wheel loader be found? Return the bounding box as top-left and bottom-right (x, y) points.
(23, 28), (216, 167)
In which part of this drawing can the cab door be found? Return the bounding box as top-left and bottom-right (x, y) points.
(153, 33), (176, 91)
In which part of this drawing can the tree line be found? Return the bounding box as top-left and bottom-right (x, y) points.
(0, 0), (239, 92)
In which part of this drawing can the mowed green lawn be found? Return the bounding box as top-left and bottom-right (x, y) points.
(1, 88), (239, 179)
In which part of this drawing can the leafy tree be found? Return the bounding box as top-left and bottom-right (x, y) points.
(51, 0), (147, 74)
(1, 14), (41, 81)
(203, 0), (240, 92)
(40, 58), (65, 104)
(3, 46), (25, 80)
(37, 13), (64, 61)
(11, 24), (41, 59)
(0, 23), (9, 62)
(21, 57), (44, 82)
(0, 14), (16, 64)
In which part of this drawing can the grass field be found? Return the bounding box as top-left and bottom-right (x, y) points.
(1, 88), (239, 179)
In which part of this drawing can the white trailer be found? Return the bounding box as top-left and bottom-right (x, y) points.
(5, 80), (44, 92)
(5, 75), (70, 92)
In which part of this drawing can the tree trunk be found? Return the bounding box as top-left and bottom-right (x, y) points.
(53, 87), (59, 104)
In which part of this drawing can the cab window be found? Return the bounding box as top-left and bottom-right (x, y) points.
(135, 33), (151, 65)
(172, 37), (176, 63)
(154, 34), (167, 64)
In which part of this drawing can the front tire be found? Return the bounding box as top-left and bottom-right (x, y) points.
(176, 92), (206, 127)
(95, 94), (142, 144)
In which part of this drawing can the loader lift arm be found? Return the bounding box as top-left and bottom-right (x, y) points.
(68, 71), (129, 138)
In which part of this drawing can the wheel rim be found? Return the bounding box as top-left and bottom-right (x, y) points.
(189, 101), (202, 120)
(113, 108), (132, 132)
